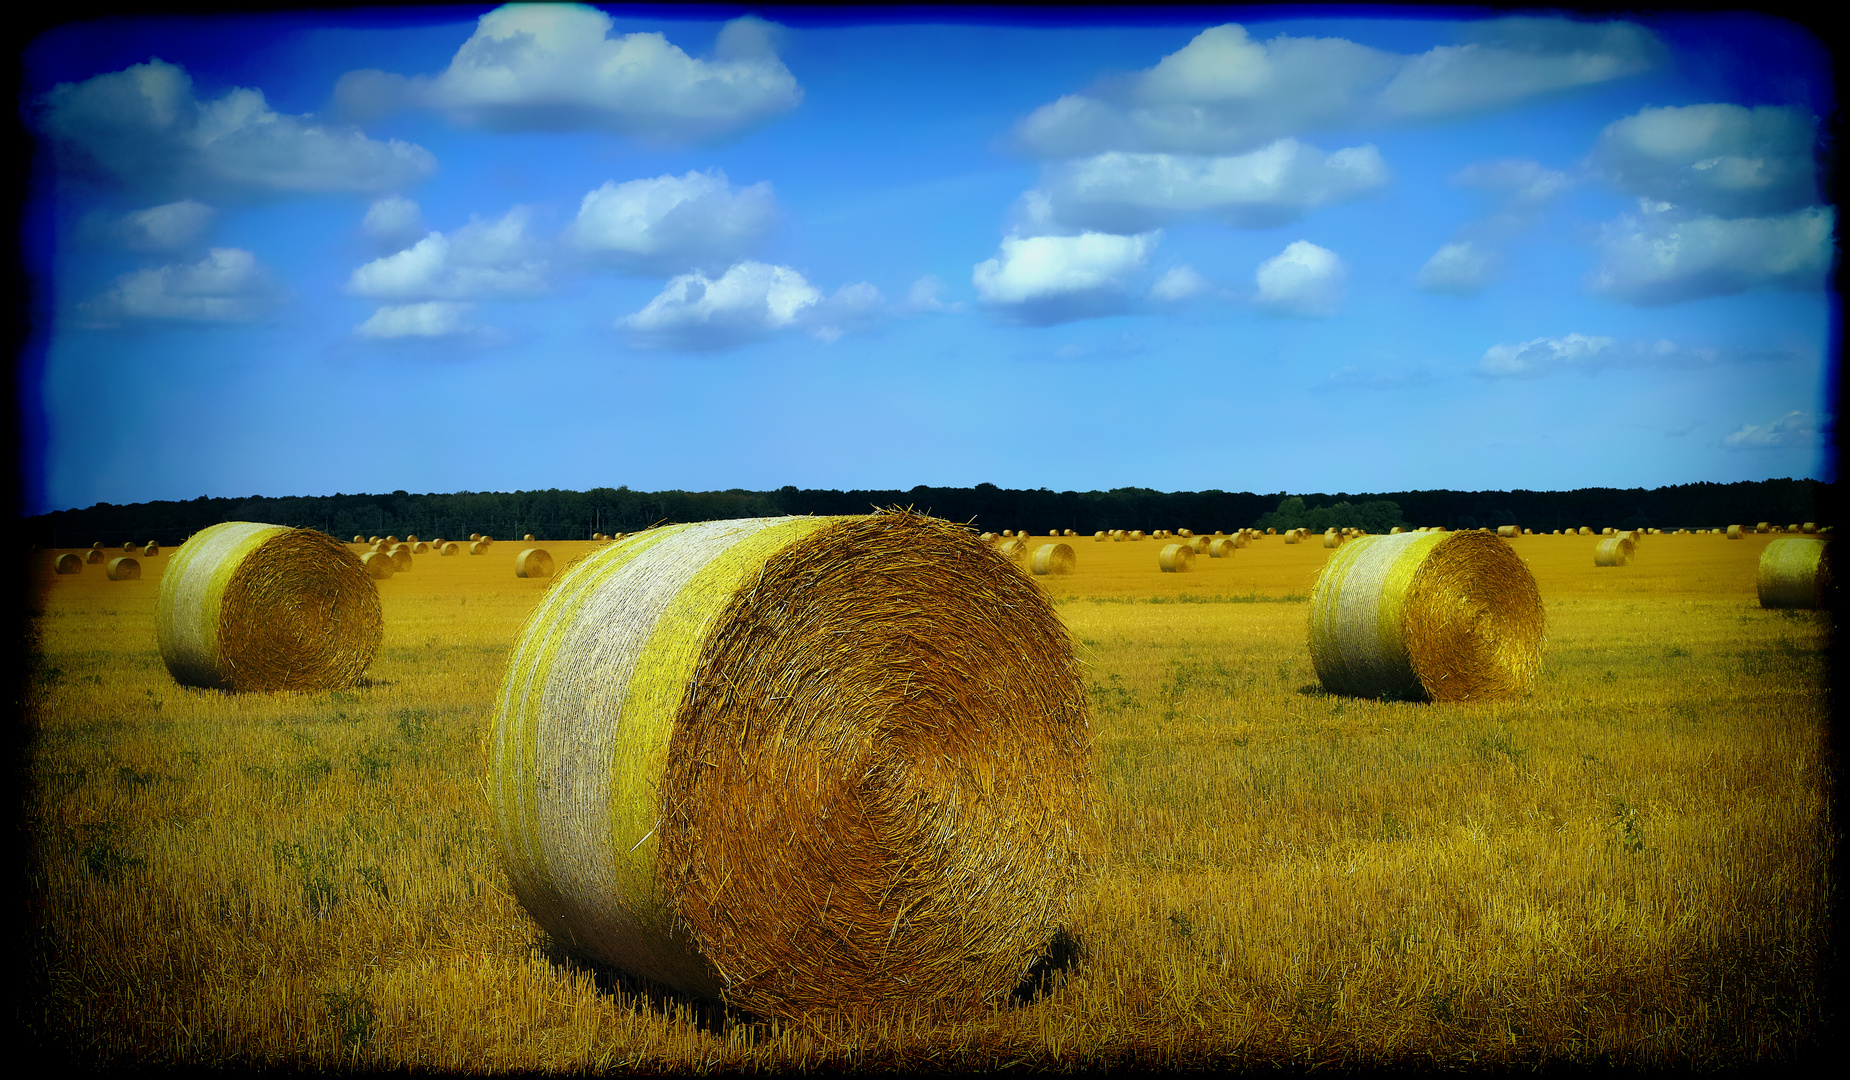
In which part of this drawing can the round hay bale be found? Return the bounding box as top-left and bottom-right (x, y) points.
(1001, 530), (1014, 538)
(156, 523), (381, 691)
(121, 542), (135, 553)
(1266, 528), (1276, 535)
(1178, 528), (1193, 538)
(1593, 537), (1635, 566)
(1308, 531), (1544, 702)
(413, 541), (430, 554)
(385, 535), (399, 546)
(1031, 543), (1075, 575)
(86, 549), (105, 564)
(368, 535), (381, 544)
(362, 551), (396, 578)
(389, 545), (413, 572)
(1496, 526), (1519, 538)
(441, 542), (460, 556)
(978, 531), (996, 543)
(482, 535), (495, 546)
(491, 512), (1090, 1022)
(1390, 527), (1403, 534)
(1233, 533), (1249, 548)
(1095, 531), (1107, 541)
(470, 533), (482, 541)
(144, 543), (159, 556)
(1188, 536), (1209, 554)
(55, 553), (82, 574)
(1803, 522), (1817, 534)
(1130, 530), (1144, 540)
(106, 556), (141, 581)
(997, 538), (1028, 562)
(1159, 543), (1193, 572)
(524, 533), (536, 542)
(433, 537), (446, 546)
(1758, 538), (1833, 609)
(1727, 525), (1744, 539)
(515, 548), (554, 578)
(407, 535), (419, 543)
(470, 541), (487, 555)
(1756, 522), (1770, 533)
(91, 542), (103, 550)
(1208, 538), (1236, 558)
(1063, 529), (1076, 537)
(1323, 532), (1341, 549)
(1283, 530), (1300, 545)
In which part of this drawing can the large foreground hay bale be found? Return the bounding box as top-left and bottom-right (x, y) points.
(492, 512), (1090, 1022)
(1159, 543), (1193, 572)
(515, 548), (554, 578)
(106, 556), (141, 580)
(1594, 537), (1635, 566)
(55, 553), (81, 574)
(1758, 538), (1833, 609)
(1308, 531), (1544, 702)
(157, 522), (381, 691)
(1031, 542), (1075, 575)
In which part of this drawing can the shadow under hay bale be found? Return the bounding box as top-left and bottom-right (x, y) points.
(1308, 530), (1544, 702)
(1759, 538), (1834, 610)
(493, 511), (1091, 1025)
(157, 522), (381, 692)
(1011, 928), (1084, 1005)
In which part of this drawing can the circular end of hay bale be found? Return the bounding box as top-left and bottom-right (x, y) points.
(143, 543), (160, 556)
(122, 542), (136, 552)
(1030, 542), (1075, 575)
(86, 549), (105, 564)
(1063, 529), (1075, 537)
(1309, 531), (1544, 702)
(407, 535), (419, 544)
(1159, 543), (1193, 572)
(1727, 525), (1744, 539)
(106, 556), (141, 581)
(157, 523), (381, 692)
(55, 553), (82, 574)
(523, 533), (535, 542)
(1094, 531), (1107, 541)
(515, 548), (554, 578)
(469, 541), (486, 555)
(470, 533), (481, 541)
(1803, 522), (1817, 534)
(1592, 537), (1633, 566)
(362, 551), (397, 578)
(492, 512), (1090, 1022)
(92, 542), (103, 550)
(1208, 538), (1236, 558)
(1758, 538), (1833, 609)
(413, 541), (429, 554)
(385, 536), (399, 546)
(1188, 536), (1209, 554)
(1323, 532), (1341, 548)
(441, 542), (460, 556)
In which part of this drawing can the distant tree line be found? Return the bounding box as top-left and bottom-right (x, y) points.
(20, 478), (1833, 548)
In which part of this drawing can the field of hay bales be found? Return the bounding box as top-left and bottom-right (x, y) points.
(20, 528), (1831, 1068)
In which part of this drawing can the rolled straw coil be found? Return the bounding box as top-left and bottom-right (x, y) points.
(1159, 543), (1193, 572)
(55, 553), (82, 574)
(1758, 538), (1833, 609)
(1803, 522), (1817, 533)
(524, 533), (536, 542)
(413, 541), (429, 554)
(389, 545), (413, 571)
(144, 543), (159, 556)
(1756, 522), (1770, 533)
(362, 551), (396, 578)
(1031, 542), (1075, 575)
(997, 538), (1028, 562)
(1727, 525), (1744, 539)
(1095, 531), (1107, 541)
(1208, 538), (1236, 558)
(1323, 532), (1341, 548)
(441, 542), (460, 556)
(470, 541), (487, 555)
(91, 542), (103, 550)
(515, 548), (554, 578)
(86, 549), (105, 564)
(1308, 530), (1544, 702)
(1283, 530), (1300, 545)
(106, 557), (141, 580)
(492, 512), (1090, 1022)
(470, 533), (481, 541)
(1593, 537), (1634, 566)
(1063, 529), (1076, 537)
(157, 522), (381, 692)
(1496, 526), (1519, 538)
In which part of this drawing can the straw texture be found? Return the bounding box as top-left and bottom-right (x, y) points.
(1758, 538), (1833, 609)
(156, 522), (381, 692)
(1031, 542), (1076, 575)
(1308, 530), (1544, 702)
(515, 548), (555, 578)
(491, 512), (1091, 1023)
(363, 552), (396, 578)
(106, 557), (141, 580)
(55, 553), (81, 574)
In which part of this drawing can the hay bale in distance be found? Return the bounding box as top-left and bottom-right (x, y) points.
(1063, 529), (1076, 537)
(1283, 531), (1300, 545)
(1159, 543), (1194, 572)
(1758, 538), (1833, 609)
(413, 541), (429, 554)
(1308, 531), (1544, 702)
(491, 512), (1090, 1022)
(157, 522), (381, 691)
(106, 556), (141, 581)
(389, 544), (413, 572)
(524, 533), (536, 542)
(1803, 522), (1817, 533)
(1187, 536), (1209, 554)
(1095, 531), (1107, 541)
(469, 541), (487, 555)
(1031, 543), (1075, 575)
(55, 553), (81, 574)
(997, 538), (1028, 562)
(441, 542), (460, 556)
(144, 543), (159, 557)
(86, 549), (104, 564)
(1208, 538), (1236, 558)
(1323, 532), (1341, 548)
(1594, 537), (1635, 566)
(470, 533), (482, 541)
(515, 548), (554, 578)
(362, 551), (396, 578)
(1496, 525), (1519, 538)
(1727, 525), (1744, 539)
(1756, 522), (1770, 533)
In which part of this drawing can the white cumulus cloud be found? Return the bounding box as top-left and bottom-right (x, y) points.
(566, 169), (775, 274)
(1416, 241), (1500, 295)
(39, 58), (434, 198)
(973, 231), (1158, 324)
(87, 199), (217, 252)
(76, 247), (281, 326)
(361, 196), (428, 252)
(1043, 139), (1389, 231)
(1723, 410), (1824, 450)
(1378, 17), (1658, 118)
(347, 206), (547, 301)
(1254, 240), (1345, 317)
(337, 6), (801, 140)
(1477, 333), (1617, 376)
(1588, 205), (1834, 306)
(621, 261), (823, 350)
(354, 301), (475, 339)
(1148, 265), (1210, 302)
(1595, 103), (1820, 217)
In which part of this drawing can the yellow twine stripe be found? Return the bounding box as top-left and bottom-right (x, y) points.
(156, 522), (287, 688)
(1308, 531), (1444, 698)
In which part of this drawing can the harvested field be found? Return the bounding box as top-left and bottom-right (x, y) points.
(19, 527), (1832, 1069)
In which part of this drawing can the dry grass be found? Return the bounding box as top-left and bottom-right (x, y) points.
(18, 529), (1833, 1069)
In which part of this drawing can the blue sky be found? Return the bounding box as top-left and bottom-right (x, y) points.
(19, 5), (1836, 515)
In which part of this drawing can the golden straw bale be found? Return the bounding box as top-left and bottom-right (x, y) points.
(1803, 522), (1817, 533)
(997, 538), (1028, 562)
(1309, 530), (1544, 702)
(55, 553), (82, 574)
(353, 535), (365, 544)
(470, 541), (487, 555)
(1232, 533), (1249, 548)
(413, 541), (429, 554)
(524, 533), (536, 542)
(1063, 529), (1076, 536)
(1208, 538), (1236, 558)
(515, 548), (554, 578)
(1594, 537), (1635, 566)
(106, 556), (141, 581)
(492, 511), (1089, 1023)
(92, 542), (103, 550)
(1758, 538), (1833, 609)
(1159, 543), (1194, 572)
(1756, 522), (1770, 533)
(1786, 523), (1800, 533)
(1177, 528), (1193, 538)
(1323, 532), (1341, 548)
(1130, 530), (1145, 540)
(369, 535), (381, 544)
(144, 543), (159, 556)
(362, 551), (396, 578)
(86, 549), (104, 564)
(1390, 527), (1403, 534)
(407, 535), (419, 543)
(1496, 526), (1519, 537)
(385, 536), (399, 546)
(1095, 531), (1107, 541)
(1031, 543), (1075, 575)
(978, 532), (996, 543)
(433, 537), (445, 546)
(389, 545), (413, 572)
(470, 533), (481, 541)
(1188, 536), (1209, 554)
(1283, 530), (1300, 545)
(157, 522), (381, 692)
(122, 542), (135, 552)
(1266, 527), (1276, 535)
(441, 542), (460, 556)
